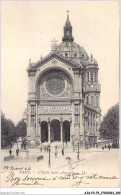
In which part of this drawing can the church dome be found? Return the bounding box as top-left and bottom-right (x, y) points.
(56, 12), (89, 64)
(57, 41), (89, 60)
(88, 54), (98, 65)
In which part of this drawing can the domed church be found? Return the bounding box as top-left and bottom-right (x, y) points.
(26, 12), (101, 146)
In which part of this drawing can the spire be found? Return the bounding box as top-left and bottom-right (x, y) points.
(62, 11), (74, 42)
(91, 53), (93, 58)
(66, 10), (71, 26)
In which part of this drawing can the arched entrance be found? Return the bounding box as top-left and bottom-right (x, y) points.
(63, 120), (70, 142)
(41, 121), (48, 142)
(50, 119), (60, 142)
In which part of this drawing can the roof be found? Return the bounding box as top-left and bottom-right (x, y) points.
(27, 52), (83, 72)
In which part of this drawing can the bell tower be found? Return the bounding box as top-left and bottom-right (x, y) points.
(62, 10), (74, 42)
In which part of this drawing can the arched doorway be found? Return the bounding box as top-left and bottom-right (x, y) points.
(50, 120), (60, 142)
(41, 121), (48, 142)
(63, 121), (70, 142)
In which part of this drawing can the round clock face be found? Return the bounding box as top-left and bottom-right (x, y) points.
(46, 76), (65, 95)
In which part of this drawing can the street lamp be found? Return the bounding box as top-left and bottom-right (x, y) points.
(79, 135), (83, 148)
(62, 139), (64, 156)
(48, 144), (51, 168)
(77, 141), (80, 160)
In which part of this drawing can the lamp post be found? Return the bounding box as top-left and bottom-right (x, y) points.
(79, 135), (83, 148)
(48, 144), (51, 168)
(77, 141), (80, 160)
(62, 139), (64, 156)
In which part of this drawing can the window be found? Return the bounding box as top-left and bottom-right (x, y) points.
(31, 105), (34, 113)
(65, 53), (68, 57)
(91, 71), (93, 82)
(88, 112), (89, 126)
(95, 71), (97, 82)
(87, 72), (89, 82)
(91, 96), (94, 107)
(93, 115), (95, 126)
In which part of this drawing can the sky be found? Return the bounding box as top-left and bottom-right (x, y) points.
(1, 1), (119, 124)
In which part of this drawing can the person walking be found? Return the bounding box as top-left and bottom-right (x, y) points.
(16, 148), (19, 156)
(108, 144), (111, 150)
(9, 149), (12, 156)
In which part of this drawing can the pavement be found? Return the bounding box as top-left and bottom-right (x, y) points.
(1, 142), (120, 188)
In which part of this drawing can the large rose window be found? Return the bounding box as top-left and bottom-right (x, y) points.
(46, 76), (65, 95)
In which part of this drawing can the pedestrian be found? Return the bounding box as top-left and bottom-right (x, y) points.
(9, 149), (12, 156)
(62, 149), (64, 156)
(96, 144), (98, 149)
(102, 146), (104, 150)
(16, 149), (19, 156)
(47, 146), (48, 152)
(108, 144), (111, 150)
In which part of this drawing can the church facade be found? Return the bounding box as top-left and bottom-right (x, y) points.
(26, 13), (101, 146)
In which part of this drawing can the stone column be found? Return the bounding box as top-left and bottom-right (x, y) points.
(92, 113), (94, 135)
(36, 103), (38, 138)
(60, 116), (63, 143)
(89, 112), (91, 134)
(95, 114), (96, 135)
(39, 118), (41, 144)
(70, 119), (72, 142)
(27, 103), (31, 138)
(48, 118), (51, 143)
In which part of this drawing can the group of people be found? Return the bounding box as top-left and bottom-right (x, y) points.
(96, 143), (112, 150)
(40, 144), (65, 157)
(9, 148), (19, 156)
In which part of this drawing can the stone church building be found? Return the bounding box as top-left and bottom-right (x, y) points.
(26, 13), (101, 146)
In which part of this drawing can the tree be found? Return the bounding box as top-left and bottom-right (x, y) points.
(1, 112), (17, 148)
(99, 103), (119, 147)
(16, 119), (27, 139)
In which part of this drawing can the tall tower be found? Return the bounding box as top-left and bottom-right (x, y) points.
(84, 54), (101, 146)
(62, 11), (74, 42)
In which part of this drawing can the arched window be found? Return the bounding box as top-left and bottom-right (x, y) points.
(91, 71), (93, 82)
(87, 72), (89, 82)
(95, 71), (97, 82)
(65, 53), (68, 57)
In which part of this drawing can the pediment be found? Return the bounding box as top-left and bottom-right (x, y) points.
(27, 52), (82, 72)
